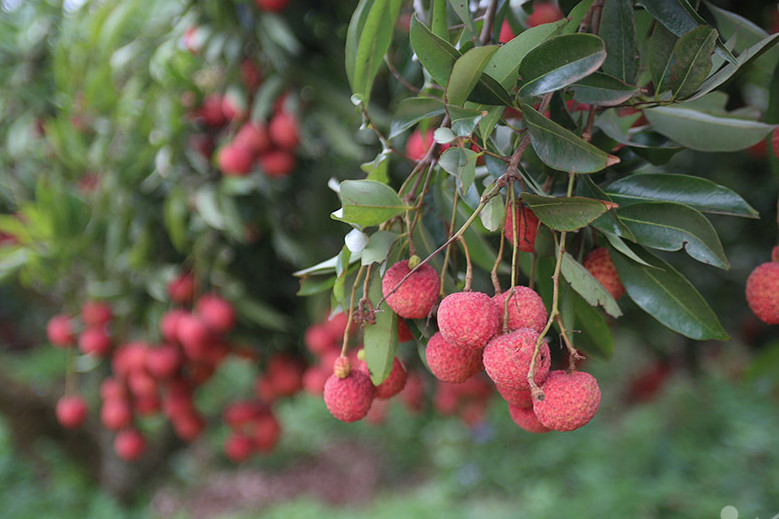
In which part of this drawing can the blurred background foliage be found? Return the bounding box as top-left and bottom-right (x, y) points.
(1, 0), (779, 517)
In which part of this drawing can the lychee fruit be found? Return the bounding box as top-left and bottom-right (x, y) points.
(269, 111), (299, 150)
(234, 122), (271, 157)
(504, 204), (539, 253)
(218, 143), (254, 176)
(746, 260), (779, 324)
(258, 149), (296, 178)
(493, 286), (547, 333)
(78, 327), (111, 357)
(255, 0), (290, 12)
(397, 319), (414, 342)
(81, 300), (112, 327)
(499, 20), (515, 43)
(437, 291), (500, 350)
(495, 384), (533, 408)
(583, 247), (625, 300)
(47, 314), (75, 347)
(482, 328), (550, 390)
(249, 410), (281, 453)
(56, 395), (88, 429)
(508, 404), (550, 433)
(114, 429), (146, 462)
(196, 293), (236, 335)
(160, 309), (188, 344)
(168, 272), (195, 304)
(526, 2), (564, 27)
(145, 344), (183, 379)
(425, 332), (483, 383)
(362, 356), (408, 400)
(533, 370), (601, 432)
(406, 129), (434, 161)
(224, 432), (254, 463)
(381, 259), (440, 319)
(101, 398), (132, 431)
(323, 357), (374, 422)
(176, 314), (215, 360)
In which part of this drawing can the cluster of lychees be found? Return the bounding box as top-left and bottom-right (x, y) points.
(746, 245), (779, 325)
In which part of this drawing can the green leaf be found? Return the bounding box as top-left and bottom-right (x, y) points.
(599, 0), (639, 84)
(333, 180), (412, 227)
(572, 291), (614, 359)
(480, 195), (504, 232)
(644, 105), (776, 151)
(448, 0), (477, 41)
(364, 272), (398, 385)
(478, 105), (505, 143)
(611, 246), (728, 340)
(431, 0), (449, 39)
(605, 173), (758, 218)
(345, 0), (402, 104)
(617, 202), (729, 269)
(485, 20), (567, 89)
(409, 14), (461, 87)
(195, 185), (225, 231)
(163, 187), (188, 253)
(361, 231), (399, 265)
(561, 252), (622, 318)
(389, 97), (446, 138)
(449, 105), (484, 136)
(648, 23), (678, 94)
(517, 33), (606, 97)
(669, 25), (717, 100)
(439, 147), (479, 194)
(234, 297), (290, 332)
(297, 275), (336, 296)
(600, 230), (654, 267)
(570, 72), (639, 106)
(447, 45), (500, 106)
(521, 193), (616, 232)
(521, 103), (619, 173)
(361, 152), (391, 184)
(595, 109), (684, 165)
(703, 1), (768, 54)
(577, 175), (636, 242)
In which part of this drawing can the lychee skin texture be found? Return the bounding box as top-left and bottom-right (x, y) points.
(508, 405), (550, 433)
(504, 204), (539, 253)
(364, 356), (408, 400)
(583, 247), (625, 300)
(381, 260), (440, 319)
(746, 262), (779, 324)
(482, 328), (550, 391)
(496, 384), (532, 409)
(493, 286), (547, 334)
(533, 370), (601, 432)
(437, 291), (500, 350)
(425, 332), (483, 383)
(324, 369), (374, 423)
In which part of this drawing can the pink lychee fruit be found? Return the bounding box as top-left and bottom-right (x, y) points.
(425, 332), (483, 383)
(78, 327), (112, 357)
(526, 2), (564, 27)
(499, 20), (515, 43)
(493, 286), (547, 333)
(81, 300), (112, 327)
(362, 356), (408, 400)
(482, 328), (550, 390)
(533, 370), (601, 432)
(196, 293), (236, 335)
(583, 247), (625, 300)
(224, 432), (254, 463)
(504, 204), (539, 253)
(508, 404), (550, 433)
(114, 429), (146, 462)
(381, 259), (440, 319)
(746, 260), (779, 324)
(56, 395), (88, 429)
(437, 291), (500, 350)
(495, 384), (533, 408)
(323, 357), (374, 422)
(47, 314), (75, 347)
(406, 129), (434, 161)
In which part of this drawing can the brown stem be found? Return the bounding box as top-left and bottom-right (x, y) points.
(479, 0), (500, 45)
(555, 314), (584, 372)
(491, 197), (509, 295)
(458, 235), (473, 291)
(440, 188), (460, 297)
(341, 265), (366, 357)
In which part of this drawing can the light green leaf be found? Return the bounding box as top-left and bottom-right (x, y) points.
(409, 14), (461, 87)
(361, 152), (391, 184)
(365, 272), (398, 385)
(361, 231), (399, 265)
(333, 180), (412, 227)
(447, 45), (500, 106)
(572, 291), (615, 359)
(480, 195), (504, 232)
(439, 147), (479, 195)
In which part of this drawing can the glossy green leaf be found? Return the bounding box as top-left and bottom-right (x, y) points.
(345, 0), (402, 104)
(595, 109), (684, 165)
(570, 72), (639, 106)
(648, 23), (677, 94)
(669, 25), (717, 100)
(577, 176), (636, 242)
(517, 33), (606, 97)
(605, 173), (758, 218)
(439, 147), (479, 194)
(409, 14), (460, 87)
(521, 103), (619, 173)
(447, 45), (500, 106)
(478, 105), (505, 143)
(571, 291), (614, 359)
(561, 0), (595, 34)
(601, 230), (654, 266)
(644, 105), (776, 151)
(600, 0), (639, 84)
(561, 252), (622, 318)
(521, 193), (616, 232)
(365, 270), (399, 385)
(333, 180), (412, 227)
(485, 20), (567, 89)
(611, 246), (728, 340)
(617, 202), (729, 269)
(362, 231), (399, 265)
(388, 97), (446, 138)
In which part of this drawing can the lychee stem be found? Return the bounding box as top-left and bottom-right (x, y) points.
(341, 265), (366, 357)
(555, 314), (584, 371)
(509, 180), (520, 294)
(440, 189), (461, 297)
(458, 235), (473, 291)
(490, 203), (506, 295)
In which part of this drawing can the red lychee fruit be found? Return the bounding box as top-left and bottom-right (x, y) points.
(771, 127), (779, 160)
(303, 366), (330, 396)
(397, 319), (414, 342)
(171, 410), (206, 441)
(406, 129), (434, 161)
(218, 143), (254, 176)
(221, 91), (247, 122)
(223, 400), (263, 428)
(504, 204), (539, 253)
(145, 344), (182, 380)
(112, 342), (149, 378)
(241, 59), (262, 90)
(100, 378), (127, 401)
(160, 309), (188, 344)
(496, 384), (533, 408)
(234, 121), (271, 157)
(249, 410), (281, 453)
(772, 245), (779, 263)
(196, 293), (236, 335)
(583, 247), (625, 300)
(81, 300), (112, 327)
(114, 429), (146, 462)
(128, 370), (158, 400)
(265, 353), (305, 397)
(425, 332), (483, 383)
(499, 20), (515, 43)
(258, 149), (296, 178)
(493, 286), (547, 333)
(508, 404), (550, 433)
(533, 370), (601, 432)
(482, 328), (550, 390)
(381, 259), (440, 319)
(168, 272), (195, 304)
(100, 398), (133, 431)
(56, 395), (88, 429)
(255, 0), (290, 13)
(200, 94), (227, 128)
(78, 327), (111, 357)
(176, 314), (215, 361)
(363, 356), (408, 400)
(526, 2), (564, 27)
(269, 111), (300, 150)
(134, 395), (161, 416)
(47, 314), (75, 347)
(323, 357), (374, 422)
(224, 433), (254, 463)
(746, 260), (779, 324)
(437, 291), (500, 350)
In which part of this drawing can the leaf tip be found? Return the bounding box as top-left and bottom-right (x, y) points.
(606, 154), (621, 167)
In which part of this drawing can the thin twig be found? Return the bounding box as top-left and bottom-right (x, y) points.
(479, 0), (500, 45)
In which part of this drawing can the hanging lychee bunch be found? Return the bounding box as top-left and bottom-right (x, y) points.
(746, 245), (779, 325)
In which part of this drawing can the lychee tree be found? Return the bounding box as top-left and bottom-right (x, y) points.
(296, 0), (779, 429)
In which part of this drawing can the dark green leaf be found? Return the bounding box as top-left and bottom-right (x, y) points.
(478, 105), (505, 143)
(669, 25), (717, 100)
(333, 180), (412, 227)
(431, 0), (449, 39)
(703, 1), (768, 53)
(389, 97), (446, 138)
(561, 252), (622, 318)
(570, 72), (639, 106)
(611, 246), (728, 340)
(439, 147), (479, 194)
(517, 33), (607, 97)
(617, 202), (729, 269)
(409, 14), (461, 87)
(577, 176), (636, 241)
(595, 109), (684, 165)
(599, 0), (639, 84)
(605, 173), (758, 218)
(572, 291), (614, 359)
(648, 23), (678, 94)
(448, 0), (477, 41)
(448, 105), (483, 136)
(521, 193), (617, 232)
(447, 45), (500, 106)
(365, 271), (398, 385)
(644, 105), (776, 151)
(600, 230), (654, 266)
(521, 103), (619, 173)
